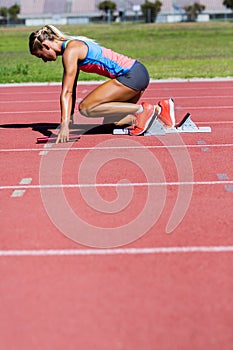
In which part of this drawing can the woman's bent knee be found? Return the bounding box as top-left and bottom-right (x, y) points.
(79, 101), (91, 117)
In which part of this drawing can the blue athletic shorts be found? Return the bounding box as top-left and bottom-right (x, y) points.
(116, 61), (150, 91)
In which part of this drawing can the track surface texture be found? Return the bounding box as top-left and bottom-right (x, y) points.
(0, 80), (233, 350)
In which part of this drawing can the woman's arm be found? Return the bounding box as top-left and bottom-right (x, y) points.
(56, 41), (86, 143)
(70, 71), (79, 124)
(56, 71), (79, 143)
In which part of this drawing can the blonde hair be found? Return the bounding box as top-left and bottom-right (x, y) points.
(29, 24), (94, 54)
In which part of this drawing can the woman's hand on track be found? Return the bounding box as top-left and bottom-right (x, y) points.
(56, 121), (70, 143)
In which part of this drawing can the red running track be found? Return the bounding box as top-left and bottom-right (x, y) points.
(0, 80), (233, 349)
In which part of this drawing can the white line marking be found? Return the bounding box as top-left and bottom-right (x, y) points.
(10, 178), (32, 197)
(1, 180), (233, 191)
(0, 100), (57, 103)
(169, 95), (233, 99)
(0, 81), (102, 88)
(225, 185), (233, 193)
(19, 178), (32, 185)
(44, 144), (53, 149)
(39, 151), (48, 156)
(39, 142), (53, 155)
(0, 82), (62, 88)
(0, 143), (233, 153)
(0, 110), (59, 114)
(0, 246), (232, 257)
(183, 106), (233, 110)
(1, 106), (233, 115)
(1, 96), (232, 103)
(199, 121), (233, 124)
(149, 78), (233, 83)
(217, 174), (229, 180)
(11, 190), (26, 197)
(0, 78), (232, 88)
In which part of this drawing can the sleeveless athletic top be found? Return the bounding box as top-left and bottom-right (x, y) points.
(61, 39), (136, 79)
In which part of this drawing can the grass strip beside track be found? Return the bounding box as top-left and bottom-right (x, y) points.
(0, 22), (232, 83)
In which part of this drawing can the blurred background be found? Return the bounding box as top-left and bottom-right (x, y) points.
(0, 0), (232, 26)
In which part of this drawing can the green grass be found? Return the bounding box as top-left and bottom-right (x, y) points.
(0, 22), (232, 83)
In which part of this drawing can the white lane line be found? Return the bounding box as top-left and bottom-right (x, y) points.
(0, 110), (59, 114)
(0, 82), (62, 88)
(199, 121), (233, 124)
(168, 95), (233, 99)
(1, 106), (233, 115)
(1, 78), (232, 88)
(0, 100), (58, 103)
(183, 106), (233, 110)
(1, 96), (233, 103)
(0, 246), (232, 257)
(0, 81), (102, 88)
(2, 180), (233, 191)
(0, 143), (233, 153)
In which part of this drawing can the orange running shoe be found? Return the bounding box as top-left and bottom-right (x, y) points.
(158, 98), (175, 127)
(129, 102), (156, 136)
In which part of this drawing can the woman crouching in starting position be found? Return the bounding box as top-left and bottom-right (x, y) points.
(29, 24), (175, 143)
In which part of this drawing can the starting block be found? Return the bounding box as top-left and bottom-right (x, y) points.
(113, 113), (211, 136)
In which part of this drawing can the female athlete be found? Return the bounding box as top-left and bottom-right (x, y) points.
(29, 24), (175, 143)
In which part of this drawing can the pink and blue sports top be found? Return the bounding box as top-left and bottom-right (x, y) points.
(61, 39), (136, 79)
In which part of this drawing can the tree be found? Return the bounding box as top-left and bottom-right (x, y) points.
(183, 2), (205, 21)
(0, 3), (20, 24)
(141, 0), (162, 23)
(98, 0), (116, 20)
(8, 3), (20, 20)
(223, 0), (233, 11)
(0, 6), (8, 23)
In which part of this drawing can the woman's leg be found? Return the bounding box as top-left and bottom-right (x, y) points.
(78, 79), (144, 122)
